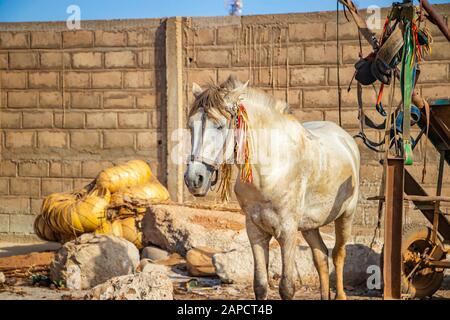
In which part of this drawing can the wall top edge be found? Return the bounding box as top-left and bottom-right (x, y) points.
(0, 4), (449, 31)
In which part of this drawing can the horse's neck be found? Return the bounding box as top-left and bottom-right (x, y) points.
(237, 96), (312, 180)
(240, 96), (284, 129)
(240, 95), (309, 143)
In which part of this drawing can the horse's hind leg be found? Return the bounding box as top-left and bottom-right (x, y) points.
(333, 210), (354, 300)
(301, 229), (330, 300)
(246, 217), (271, 300)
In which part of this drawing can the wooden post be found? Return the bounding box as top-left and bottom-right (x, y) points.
(383, 158), (404, 299)
(165, 17), (184, 203)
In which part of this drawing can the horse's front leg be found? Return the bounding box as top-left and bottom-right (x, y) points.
(246, 217), (271, 300)
(278, 229), (298, 300)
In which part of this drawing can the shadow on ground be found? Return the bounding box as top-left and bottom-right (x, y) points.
(0, 241), (61, 258)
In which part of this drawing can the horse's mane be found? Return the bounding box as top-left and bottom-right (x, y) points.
(245, 87), (291, 115)
(188, 75), (290, 121)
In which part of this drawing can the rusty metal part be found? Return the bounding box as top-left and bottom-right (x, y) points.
(368, 195), (450, 202)
(432, 151), (445, 243)
(429, 243), (446, 261)
(406, 195), (450, 202)
(404, 170), (450, 241)
(338, 0), (379, 49)
(417, 104), (450, 163)
(404, 247), (428, 281)
(400, 224), (447, 298)
(421, 0), (450, 43)
(412, 90), (426, 109)
(426, 260), (450, 268)
(383, 158), (404, 300)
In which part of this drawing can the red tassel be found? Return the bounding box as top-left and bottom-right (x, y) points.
(236, 104), (253, 184)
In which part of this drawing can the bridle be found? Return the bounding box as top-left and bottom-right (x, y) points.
(188, 109), (237, 187)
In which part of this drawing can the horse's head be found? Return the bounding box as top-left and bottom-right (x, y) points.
(184, 75), (247, 197)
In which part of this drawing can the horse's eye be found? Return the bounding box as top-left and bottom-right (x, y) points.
(217, 124), (224, 130)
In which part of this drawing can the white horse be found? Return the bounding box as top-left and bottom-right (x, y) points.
(184, 75), (360, 300)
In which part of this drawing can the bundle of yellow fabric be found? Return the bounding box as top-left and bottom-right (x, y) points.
(40, 188), (110, 236)
(97, 160), (152, 193)
(34, 160), (169, 248)
(110, 176), (170, 208)
(95, 215), (144, 249)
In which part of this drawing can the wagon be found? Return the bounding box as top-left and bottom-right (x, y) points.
(394, 99), (450, 299)
(338, 0), (450, 299)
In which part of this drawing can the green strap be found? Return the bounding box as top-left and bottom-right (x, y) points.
(400, 21), (414, 165)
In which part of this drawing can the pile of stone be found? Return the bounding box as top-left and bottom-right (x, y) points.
(141, 204), (381, 286)
(48, 233), (173, 300)
(41, 203), (380, 300)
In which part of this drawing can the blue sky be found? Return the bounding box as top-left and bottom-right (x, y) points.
(0, 0), (449, 22)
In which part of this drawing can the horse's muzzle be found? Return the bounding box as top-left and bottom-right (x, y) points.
(184, 161), (213, 197)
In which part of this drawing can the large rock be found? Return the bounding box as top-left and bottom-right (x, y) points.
(141, 262), (170, 274)
(141, 245), (170, 261)
(142, 204), (248, 256)
(186, 247), (217, 277)
(50, 234), (140, 290)
(213, 237), (381, 287)
(212, 244), (324, 285)
(88, 270), (173, 300)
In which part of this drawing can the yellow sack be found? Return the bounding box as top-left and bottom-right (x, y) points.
(110, 177), (170, 207)
(120, 216), (143, 249)
(41, 188), (110, 237)
(97, 160), (152, 193)
(95, 219), (122, 237)
(95, 216), (143, 249)
(34, 214), (60, 242)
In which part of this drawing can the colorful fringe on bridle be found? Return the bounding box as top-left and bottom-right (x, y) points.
(217, 103), (253, 202)
(235, 104), (253, 184)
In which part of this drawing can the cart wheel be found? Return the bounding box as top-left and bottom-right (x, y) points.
(401, 224), (444, 299)
(381, 223), (445, 299)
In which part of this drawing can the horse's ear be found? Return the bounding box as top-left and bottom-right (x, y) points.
(223, 74), (242, 89)
(192, 82), (203, 97)
(232, 80), (249, 94)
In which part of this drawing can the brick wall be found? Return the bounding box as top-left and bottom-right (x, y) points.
(0, 19), (166, 237)
(1, 5), (450, 239)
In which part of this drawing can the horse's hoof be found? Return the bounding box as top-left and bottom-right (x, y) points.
(280, 290), (295, 300)
(335, 293), (347, 300)
(279, 280), (295, 300)
(254, 285), (268, 300)
(254, 291), (268, 300)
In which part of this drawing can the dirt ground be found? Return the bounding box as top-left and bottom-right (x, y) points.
(0, 241), (449, 301)
(1, 280), (450, 300)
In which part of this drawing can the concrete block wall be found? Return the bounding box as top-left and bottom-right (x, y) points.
(0, 5), (450, 238)
(0, 19), (167, 237)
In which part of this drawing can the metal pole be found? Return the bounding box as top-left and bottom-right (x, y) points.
(432, 151), (445, 243)
(383, 158), (404, 299)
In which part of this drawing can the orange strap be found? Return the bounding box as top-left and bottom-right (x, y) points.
(376, 83), (385, 107)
